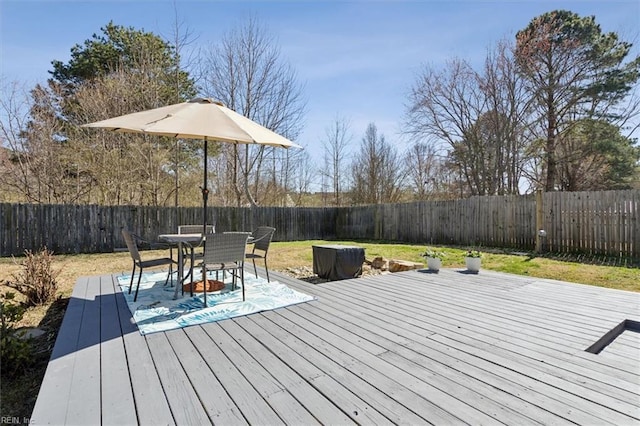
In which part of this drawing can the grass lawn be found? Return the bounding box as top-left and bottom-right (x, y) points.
(268, 240), (640, 292)
(1, 240), (638, 419)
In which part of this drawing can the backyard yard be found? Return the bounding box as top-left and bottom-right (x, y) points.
(1, 240), (639, 420)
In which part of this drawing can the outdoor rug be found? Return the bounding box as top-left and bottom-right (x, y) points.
(117, 271), (316, 335)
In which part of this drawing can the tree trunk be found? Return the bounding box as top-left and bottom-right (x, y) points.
(545, 99), (557, 191)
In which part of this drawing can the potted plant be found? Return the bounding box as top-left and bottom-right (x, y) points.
(422, 248), (446, 272)
(465, 250), (482, 273)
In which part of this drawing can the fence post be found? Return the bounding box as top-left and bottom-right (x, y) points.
(535, 189), (544, 253)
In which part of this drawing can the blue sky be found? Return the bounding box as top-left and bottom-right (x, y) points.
(1, 0), (639, 161)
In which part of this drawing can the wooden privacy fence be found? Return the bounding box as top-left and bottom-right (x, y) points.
(1, 189), (638, 258)
(0, 204), (336, 256)
(544, 190), (639, 257)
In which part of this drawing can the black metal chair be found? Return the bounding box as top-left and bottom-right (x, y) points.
(200, 232), (250, 306)
(246, 226), (276, 282)
(122, 229), (177, 302)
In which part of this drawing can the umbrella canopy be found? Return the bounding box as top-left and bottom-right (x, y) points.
(83, 97), (300, 148)
(83, 97), (301, 230)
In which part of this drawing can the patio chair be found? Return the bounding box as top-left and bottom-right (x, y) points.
(178, 224), (215, 234)
(122, 229), (178, 302)
(246, 226), (276, 282)
(200, 232), (251, 306)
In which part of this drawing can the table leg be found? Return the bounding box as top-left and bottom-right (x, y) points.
(173, 242), (184, 299)
(189, 247), (195, 296)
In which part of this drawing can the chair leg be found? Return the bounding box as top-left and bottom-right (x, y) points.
(183, 251), (195, 297)
(181, 247), (195, 294)
(164, 264), (172, 286)
(252, 258), (258, 278)
(128, 265), (137, 294)
(164, 262), (173, 287)
(264, 258), (270, 282)
(134, 268), (143, 302)
(231, 268), (237, 291)
(203, 277), (207, 308)
(241, 266), (245, 301)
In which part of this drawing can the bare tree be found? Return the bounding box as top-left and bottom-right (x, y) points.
(0, 80), (87, 204)
(72, 71), (168, 205)
(0, 79), (32, 202)
(200, 16), (306, 207)
(70, 65), (203, 206)
(280, 148), (314, 206)
(350, 123), (404, 204)
(405, 41), (530, 196)
(321, 115), (352, 206)
(165, 3), (200, 214)
(404, 142), (448, 200)
(479, 41), (533, 193)
(406, 57), (485, 197)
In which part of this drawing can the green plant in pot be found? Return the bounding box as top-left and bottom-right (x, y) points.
(422, 248), (446, 272)
(465, 250), (482, 273)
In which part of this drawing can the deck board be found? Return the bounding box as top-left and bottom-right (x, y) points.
(235, 315), (395, 425)
(318, 273), (637, 370)
(289, 303), (537, 425)
(286, 277), (639, 423)
(32, 267), (640, 425)
(269, 308), (473, 425)
(164, 330), (246, 424)
(145, 332), (212, 425)
(99, 274), (137, 425)
(184, 325), (284, 425)
(206, 321), (321, 425)
(63, 274), (102, 425)
(113, 274), (175, 425)
(247, 312), (429, 425)
(30, 276), (89, 424)
(217, 319), (354, 425)
(297, 302), (567, 425)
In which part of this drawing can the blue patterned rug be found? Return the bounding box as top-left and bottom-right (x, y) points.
(117, 270), (316, 335)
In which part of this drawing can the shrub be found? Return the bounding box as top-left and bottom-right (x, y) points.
(5, 247), (60, 306)
(466, 249), (482, 258)
(422, 247), (447, 259)
(0, 292), (32, 378)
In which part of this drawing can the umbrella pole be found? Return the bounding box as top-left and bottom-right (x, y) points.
(202, 138), (209, 234)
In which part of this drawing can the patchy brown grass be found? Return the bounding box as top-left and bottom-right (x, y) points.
(0, 251), (136, 420)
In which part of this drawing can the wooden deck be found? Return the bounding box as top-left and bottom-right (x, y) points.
(32, 267), (640, 425)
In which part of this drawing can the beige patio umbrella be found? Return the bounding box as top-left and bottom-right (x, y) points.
(83, 97), (301, 231)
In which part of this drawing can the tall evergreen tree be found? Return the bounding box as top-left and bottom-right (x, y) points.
(556, 119), (639, 190)
(14, 22), (199, 205)
(515, 10), (640, 191)
(51, 21), (195, 101)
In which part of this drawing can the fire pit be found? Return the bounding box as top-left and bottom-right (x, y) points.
(183, 279), (225, 293)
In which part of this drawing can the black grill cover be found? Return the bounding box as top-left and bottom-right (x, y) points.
(312, 245), (365, 281)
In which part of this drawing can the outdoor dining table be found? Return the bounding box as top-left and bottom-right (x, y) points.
(158, 233), (203, 299)
(158, 232), (255, 299)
